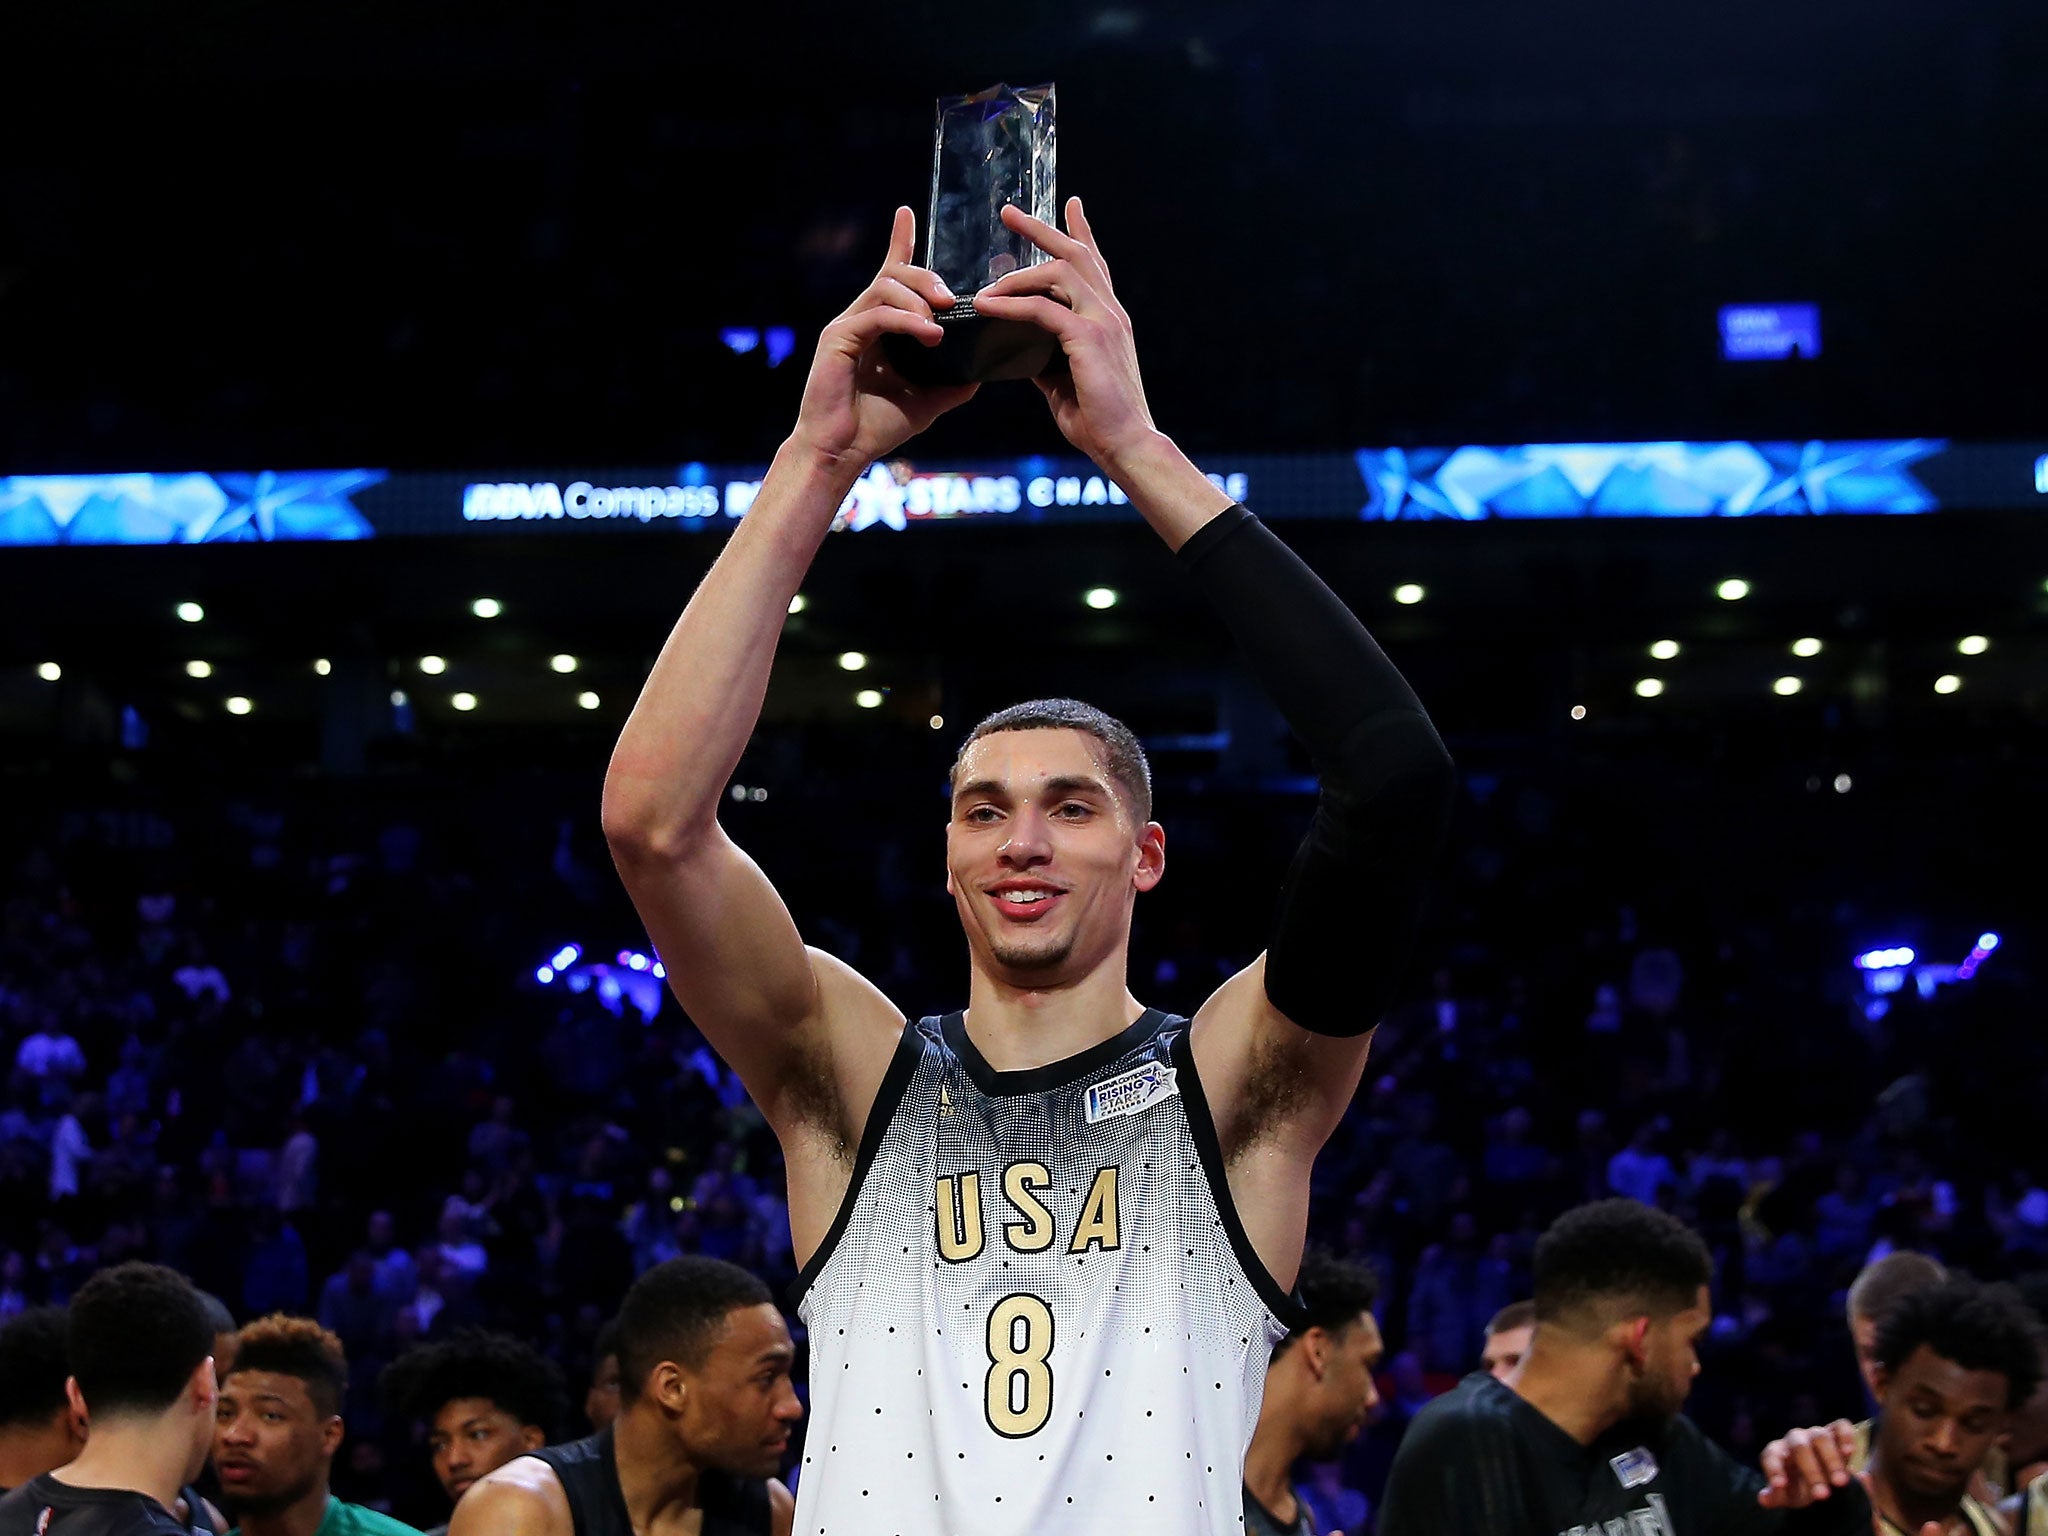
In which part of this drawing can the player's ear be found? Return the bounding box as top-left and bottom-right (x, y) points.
(1302, 1326), (1331, 1378)
(647, 1360), (690, 1415)
(322, 1414), (346, 1456)
(1620, 1315), (1652, 1370)
(520, 1423), (547, 1451)
(1132, 821), (1165, 892)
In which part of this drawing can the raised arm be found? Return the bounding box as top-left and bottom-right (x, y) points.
(602, 210), (974, 1186)
(977, 200), (1457, 1282)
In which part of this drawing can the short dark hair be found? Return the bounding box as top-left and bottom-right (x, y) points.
(380, 1329), (566, 1433)
(0, 1307), (71, 1428)
(1277, 1251), (1380, 1356)
(196, 1290), (238, 1337)
(1848, 1250), (1947, 1327)
(616, 1257), (773, 1399)
(1488, 1300), (1538, 1338)
(1532, 1199), (1713, 1327)
(953, 699), (1153, 823)
(228, 1315), (348, 1419)
(67, 1262), (215, 1418)
(1875, 1277), (2045, 1412)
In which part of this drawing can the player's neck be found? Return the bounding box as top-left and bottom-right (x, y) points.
(614, 1406), (704, 1525)
(1508, 1342), (1625, 1447)
(961, 958), (1147, 1073)
(0, 1422), (79, 1490)
(50, 1418), (192, 1512)
(1240, 1385), (1310, 1520)
(234, 1477), (333, 1536)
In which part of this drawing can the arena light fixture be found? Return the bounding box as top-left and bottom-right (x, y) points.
(1084, 587), (1119, 610)
(36, 662), (60, 682)
(185, 660), (213, 679)
(451, 692), (478, 712)
(225, 696), (253, 716)
(577, 691), (600, 710)
(1716, 578), (1750, 601)
(1649, 639), (1680, 661)
(1569, 704), (1587, 720)
(314, 658), (332, 676)
(1833, 773), (1853, 793)
(470, 598), (503, 619)
(788, 594), (808, 615)
(550, 654), (579, 674)
(1853, 946), (1916, 971)
(1772, 676), (1803, 696)
(419, 655), (447, 675)
(929, 715), (945, 730)
(390, 690), (409, 708)
(1934, 674), (1962, 695)
(1791, 637), (1823, 658)
(1392, 583), (1425, 606)
(1957, 635), (1989, 656)
(1634, 678), (1665, 698)
(855, 689), (884, 709)
(838, 651), (868, 672)
(177, 601), (205, 623)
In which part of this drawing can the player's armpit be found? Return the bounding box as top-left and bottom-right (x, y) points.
(448, 1460), (573, 1536)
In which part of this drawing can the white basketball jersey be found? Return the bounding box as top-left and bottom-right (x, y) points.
(792, 1009), (1297, 1536)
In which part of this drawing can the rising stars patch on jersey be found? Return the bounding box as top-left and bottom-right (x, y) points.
(791, 1009), (1299, 1536)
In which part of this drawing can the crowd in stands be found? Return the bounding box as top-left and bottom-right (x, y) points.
(0, 721), (2039, 1528)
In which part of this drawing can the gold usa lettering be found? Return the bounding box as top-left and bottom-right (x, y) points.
(935, 1162), (1121, 1263)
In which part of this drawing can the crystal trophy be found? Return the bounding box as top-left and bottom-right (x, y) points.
(884, 82), (1059, 386)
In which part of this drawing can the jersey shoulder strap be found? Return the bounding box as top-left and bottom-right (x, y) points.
(527, 1431), (631, 1536)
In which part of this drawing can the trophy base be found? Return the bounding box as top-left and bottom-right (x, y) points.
(883, 304), (1057, 385)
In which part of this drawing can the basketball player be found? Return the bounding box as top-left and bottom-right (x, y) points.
(0, 1264), (218, 1536)
(1851, 1277), (2040, 1536)
(378, 1331), (565, 1535)
(213, 1316), (419, 1536)
(1479, 1299), (1535, 1383)
(451, 1257), (796, 1536)
(1377, 1199), (1883, 1535)
(0, 1308), (86, 1492)
(1242, 1253), (1384, 1536)
(582, 1322), (620, 1434)
(603, 198), (1454, 1536)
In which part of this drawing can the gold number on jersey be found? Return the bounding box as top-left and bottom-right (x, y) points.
(984, 1292), (1054, 1438)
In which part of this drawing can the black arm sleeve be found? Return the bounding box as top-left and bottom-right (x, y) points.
(1177, 505), (1456, 1036)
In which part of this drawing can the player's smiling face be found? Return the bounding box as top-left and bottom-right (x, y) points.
(946, 728), (1164, 983)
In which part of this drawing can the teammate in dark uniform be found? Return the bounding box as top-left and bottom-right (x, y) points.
(0, 1264), (219, 1536)
(1379, 1200), (1885, 1536)
(453, 1258), (796, 1536)
(604, 195), (1453, 1536)
(379, 1331), (566, 1536)
(1242, 1253), (1385, 1536)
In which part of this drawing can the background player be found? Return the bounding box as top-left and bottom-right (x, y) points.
(1242, 1252), (1385, 1536)
(0, 1308), (85, 1493)
(1378, 1199), (1883, 1535)
(603, 197), (1454, 1534)
(0, 1264), (219, 1536)
(452, 1257), (796, 1536)
(1479, 1300), (1536, 1383)
(213, 1316), (420, 1536)
(379, 1331), (566, 1536)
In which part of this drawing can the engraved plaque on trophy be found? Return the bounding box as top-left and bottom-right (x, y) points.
(884, 82), (1059, 386)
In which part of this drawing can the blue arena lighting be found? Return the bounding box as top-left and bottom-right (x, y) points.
(720, 328), (760, 356)
(550, 944), (581, 971)
(1853, 946), (1915, 971)
(536, 966), (555, 985)
(1977, 932), (2000, 951)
